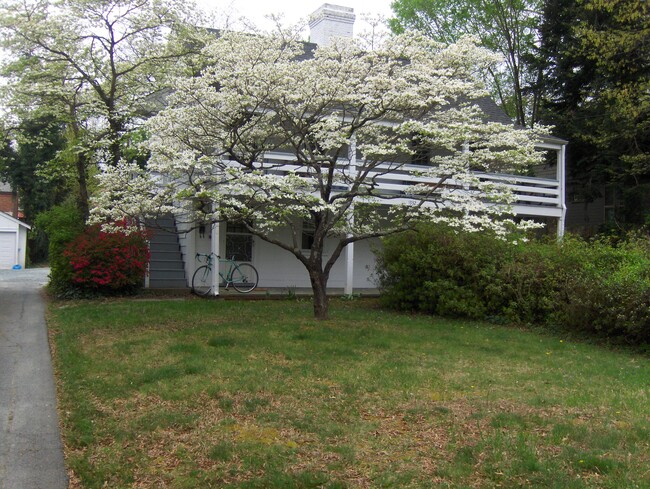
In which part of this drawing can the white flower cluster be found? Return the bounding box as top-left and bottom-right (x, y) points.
(91, 28), (547, 241)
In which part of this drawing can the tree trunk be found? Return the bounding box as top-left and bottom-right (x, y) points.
(309, 269), (329, 320)
(108, 116), (123, 167)
(76, 152), (90, 221)
(69, 118), (90, 221)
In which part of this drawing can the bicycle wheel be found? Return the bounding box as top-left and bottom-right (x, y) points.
(231, 263), (258, 293)
(191, 265), (213, 296)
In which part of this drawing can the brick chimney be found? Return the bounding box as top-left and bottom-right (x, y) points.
(308, 4), (355, 46)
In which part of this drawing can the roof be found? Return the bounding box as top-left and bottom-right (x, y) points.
(474, 97), (514, 125)
(541, 134), (569, 145)
(0, 211), (31, 229)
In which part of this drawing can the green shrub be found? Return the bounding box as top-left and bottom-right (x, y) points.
(551, 236), (650, 342)
(376, 226), (513, 319)
(35, 201), (85, 294)
(377, 225), (650, 345)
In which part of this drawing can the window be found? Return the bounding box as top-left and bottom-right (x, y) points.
(410, 136), (430, 165)
(604, 186), (622, 225)
(225, 221), (253, 262)
(301, 218), (315, 250)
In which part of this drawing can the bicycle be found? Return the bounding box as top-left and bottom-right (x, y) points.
(191, 253), (259, 295)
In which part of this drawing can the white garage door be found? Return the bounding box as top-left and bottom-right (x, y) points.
(0, 231), (16, 269)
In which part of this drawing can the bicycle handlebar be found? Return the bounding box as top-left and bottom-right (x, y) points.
(195, 252), (221, 262)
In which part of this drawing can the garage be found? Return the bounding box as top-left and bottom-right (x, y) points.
(0, 211), (30, 269)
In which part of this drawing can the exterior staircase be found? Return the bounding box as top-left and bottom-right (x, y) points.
(146, 216), (187, 289)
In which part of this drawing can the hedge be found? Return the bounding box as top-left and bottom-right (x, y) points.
(376, 225), (650, 345)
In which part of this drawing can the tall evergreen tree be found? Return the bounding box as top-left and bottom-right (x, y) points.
(0, 116), (69, 261)
(538, 0), (649, 228)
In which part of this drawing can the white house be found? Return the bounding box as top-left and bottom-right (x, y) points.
(143, 4), (567, 294)
(0, 211), (30, 269)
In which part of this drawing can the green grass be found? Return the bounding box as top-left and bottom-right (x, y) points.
(48, 298), (650, 488)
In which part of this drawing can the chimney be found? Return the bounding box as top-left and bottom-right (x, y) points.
(308, 4), (355, 46)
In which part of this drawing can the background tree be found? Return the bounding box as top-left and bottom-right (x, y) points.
(0, 0), (209, 218)
(390, 0), (544, 127)
(538, 0), (650, 228)
(0, 116), (68, 261)
(1, 49), (95, 216)
(91, 30), (546, 319)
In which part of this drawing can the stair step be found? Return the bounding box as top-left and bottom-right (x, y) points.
(149, 266), (184, 274)
(150, 264), (185, 272)
(149, 233), (178, 243)
(149, 278), (188, 288)
(150, 256), (182, 263)
(146, 217), (176, 226)
(151, 242), (181, 252)
(146, 214), (187, 289)
(150, 250), (183, 262)
(150, 248), (182, 255)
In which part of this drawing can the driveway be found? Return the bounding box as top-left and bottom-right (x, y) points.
(0, 268), (68, 488)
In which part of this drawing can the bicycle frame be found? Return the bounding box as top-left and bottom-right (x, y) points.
(197, 253), (237, 287)
(193, 253), (258, 294)
(219, 258), (239, 288)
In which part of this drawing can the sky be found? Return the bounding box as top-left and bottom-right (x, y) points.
(195, 0), (396, 38)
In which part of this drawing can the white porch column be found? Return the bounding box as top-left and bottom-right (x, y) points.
(344, 134), (357, 296)
(344, 240), (354, 295)
(210, 221), (220, 296)
(185, 226), (196, 286)
(557, 144), (567, 238)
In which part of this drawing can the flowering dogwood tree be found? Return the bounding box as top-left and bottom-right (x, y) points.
(92, 29), (547, 319)
(0, 0), (208, 216)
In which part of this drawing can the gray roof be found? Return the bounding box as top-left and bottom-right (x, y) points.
(540, 134), (568, 145)
(0, 181), (13, 192)
(474, 97), (513, 125)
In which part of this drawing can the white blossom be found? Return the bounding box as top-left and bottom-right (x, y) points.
(91, 27), (549, 317)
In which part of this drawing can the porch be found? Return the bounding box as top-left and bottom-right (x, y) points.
(150, 138), (567, 296)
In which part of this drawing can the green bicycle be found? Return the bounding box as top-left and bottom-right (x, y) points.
(191, 253), (259, 296)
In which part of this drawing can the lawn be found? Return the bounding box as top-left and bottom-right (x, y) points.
(48, 298), (650, 488)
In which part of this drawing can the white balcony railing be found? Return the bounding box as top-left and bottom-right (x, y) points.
(257, 153), (564, 219)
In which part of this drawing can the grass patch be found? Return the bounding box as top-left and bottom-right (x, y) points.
(48, 298), (650, 488)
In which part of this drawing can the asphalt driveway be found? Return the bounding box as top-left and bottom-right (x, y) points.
(0, 268), (68, 488)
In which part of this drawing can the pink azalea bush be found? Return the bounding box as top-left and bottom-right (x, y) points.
(63, 221), (150, 294)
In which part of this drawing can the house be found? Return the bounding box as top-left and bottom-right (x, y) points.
(0, 181), (19, 218)
(145, 4), (567, 294)
(564, 180), (650, 235)
(0, 211), (30, 269)
(0, 181), (30, 269)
